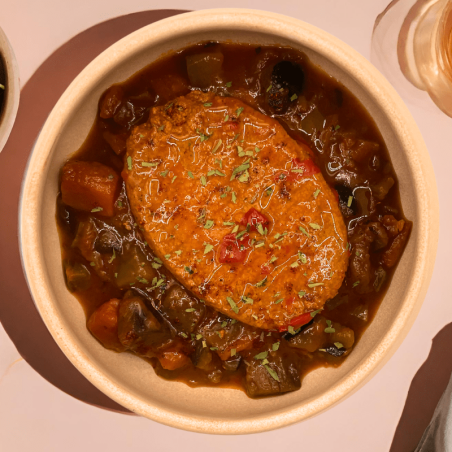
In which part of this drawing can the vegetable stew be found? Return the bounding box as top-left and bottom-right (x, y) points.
(56, 42), (411, 398)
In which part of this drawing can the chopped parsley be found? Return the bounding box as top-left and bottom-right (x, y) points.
(254, 351), (268, 360)
(310, 309), (321, 317)
(290, 261), (299, 268)
(204, 243), (214, 254)
(227, 296), (239, 314)
(204, 220), (214, 229)
(347, 196), (353, 207)
(171, 176), (177, 183)
(187, 171), (194, 179)
(299, 226), (310, 237)
(200, 175), (207, 186)
(309, 223), (321, 230)
(151, 263), (161, 269)
(272, 342), (280, 351)
(290, 93), (298, 101)
(264, 365), (280, 382)
(298, 252), (307, 264)
(196, 128), (211, 142)
(141, 161), (159, 167)
(255, 277), (267, 287)
(164, 254), (171, 259)
(325, 320), (336, 333)
(223, 221), (235, 226)
(160, 170), (169, 177)
(184, 266), (194, 274)
(136, 277), (148, 284)
(203, 102), (212, 107)
(313, 189), (321, 198)
(308, 282), (324, 288)
(353, 280), (360, 288)
(108, 249), (116, 263)
(185, 308), (196, 312)
(225, 81), (232, 87)
(158, 124), (165, 131)
(212, 139), (222, 154)
(174, 250), (182, 256)
(242, 296), (253, 304)
(91, 207), (103, 213)
(231, 192), (237, 203)
(236, 107), (244, 118)
(231, 349), (237, 357)
(127, 156), (132, 170)
(230, 162), (250, 181)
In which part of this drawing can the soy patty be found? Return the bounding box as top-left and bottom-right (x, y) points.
(124, 91), (348, 330)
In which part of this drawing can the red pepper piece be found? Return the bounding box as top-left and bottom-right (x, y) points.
(240, 208), (270, 231)
(224, 120), (239, 131)
(218, 233), (250, 264)
(278, 312), (313, 332)
(274, 157), (320, 182)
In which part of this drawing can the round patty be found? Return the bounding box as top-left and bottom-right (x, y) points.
(124, 90), (348, 330)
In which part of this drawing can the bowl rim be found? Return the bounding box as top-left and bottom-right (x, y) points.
(18, 8), (439, 434)
(0, 26), (20, 154)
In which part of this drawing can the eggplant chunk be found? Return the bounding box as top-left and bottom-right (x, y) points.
(117, 295), (161, 350)
(64, 261), (91, 292)
(245, 354), (301, 398)
(161, 284), (205, 333)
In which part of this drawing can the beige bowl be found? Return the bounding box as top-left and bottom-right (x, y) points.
(19, 9), (439, 434)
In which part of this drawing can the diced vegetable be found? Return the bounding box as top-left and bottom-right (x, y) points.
(186, 52), (224, 88)
(240, 208), (270, 231)
(150, 74), (190, 101)
(245, 354), (301, 398)
(99, 85), (124, 118)
(288, 316), (328, 352)
(161, 284), (205, 333)
(61, 161), (120, 216)
(103, 131), (127, 155)
(158, 349), (191, 370)
(382, 222), (412, 267)
(117, 295), (161, 350)
(278, 312), (313, 332)
(64, 261), (91, 292)
(87, 298), (126, 352)
(218, 233), (250, 264)
(115, 245), (157, 288)
(330, 324), (355, 349)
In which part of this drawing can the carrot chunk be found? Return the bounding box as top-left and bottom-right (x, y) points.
(61, 161), (119, 216)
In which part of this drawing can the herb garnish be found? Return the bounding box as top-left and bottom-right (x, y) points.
(226, 297), (239, 314)
(310, 309), (321, 317)
(347, 196), (353, 207)
(204, 243), (214, 254)
(353, 281), (360, 288)
(212, 139), (222, 154)
(255, 277), (267, 287)
(203, 102), (212, 107)
(184, 266), (194, 274)
(309, 223), (321, 230)
(290, 93), (298, 101)
(231, 192), (237, 203)
(308, 282), (324, 288)
(91, 207), (103, 213)
(225, 81), (232, 87)
(313, 189), (321, 198)
(299, 226), (310, 237)
(264, 365), (280, 382)
(171, 176), (177, 183)
(127, 156), (132, 170)
(236, 107), (244, 118)
(158, 124), (165, 131)
(272, 342), (280, 351)
(325, 320), (336, 333)
(160, 170), (169, 177)
(334, 342), (344, 349)
(204, 220), (214, 229)
(187, 171), (194, 179)
(254, 351), (268, 360)
(108, 249), (116, 263)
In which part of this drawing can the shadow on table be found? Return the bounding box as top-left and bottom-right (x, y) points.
(0, 9), (187, 414)
(390, 323), (452, 452)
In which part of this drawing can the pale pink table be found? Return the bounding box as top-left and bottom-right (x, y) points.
(1, 1), (450, 451)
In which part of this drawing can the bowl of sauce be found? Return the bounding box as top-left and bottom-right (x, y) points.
(19, 9), (439, 433)
(0, 26), (20, 154)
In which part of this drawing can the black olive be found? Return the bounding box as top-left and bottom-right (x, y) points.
(324, 344), (346, 357)
(267, 61), (305, 113)
(271, 61), (304, 94)
(334, 184), (358, 217)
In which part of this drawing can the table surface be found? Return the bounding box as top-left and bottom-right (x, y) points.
(1, 1), (451, 451)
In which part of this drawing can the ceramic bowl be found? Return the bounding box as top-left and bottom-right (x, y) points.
(19, 9), (439, 434)
(0, 26), (20, 154)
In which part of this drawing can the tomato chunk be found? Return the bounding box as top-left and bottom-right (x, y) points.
(61, 161), (120, 216)
(278, 312), (313, 332)
(240, 208), (270, 231)
(218, 233), (250, 264)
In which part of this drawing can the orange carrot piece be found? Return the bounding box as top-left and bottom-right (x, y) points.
(61, 161), (119, 216)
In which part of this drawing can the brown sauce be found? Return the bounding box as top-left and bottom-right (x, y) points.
(56, 42), (411, 397)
